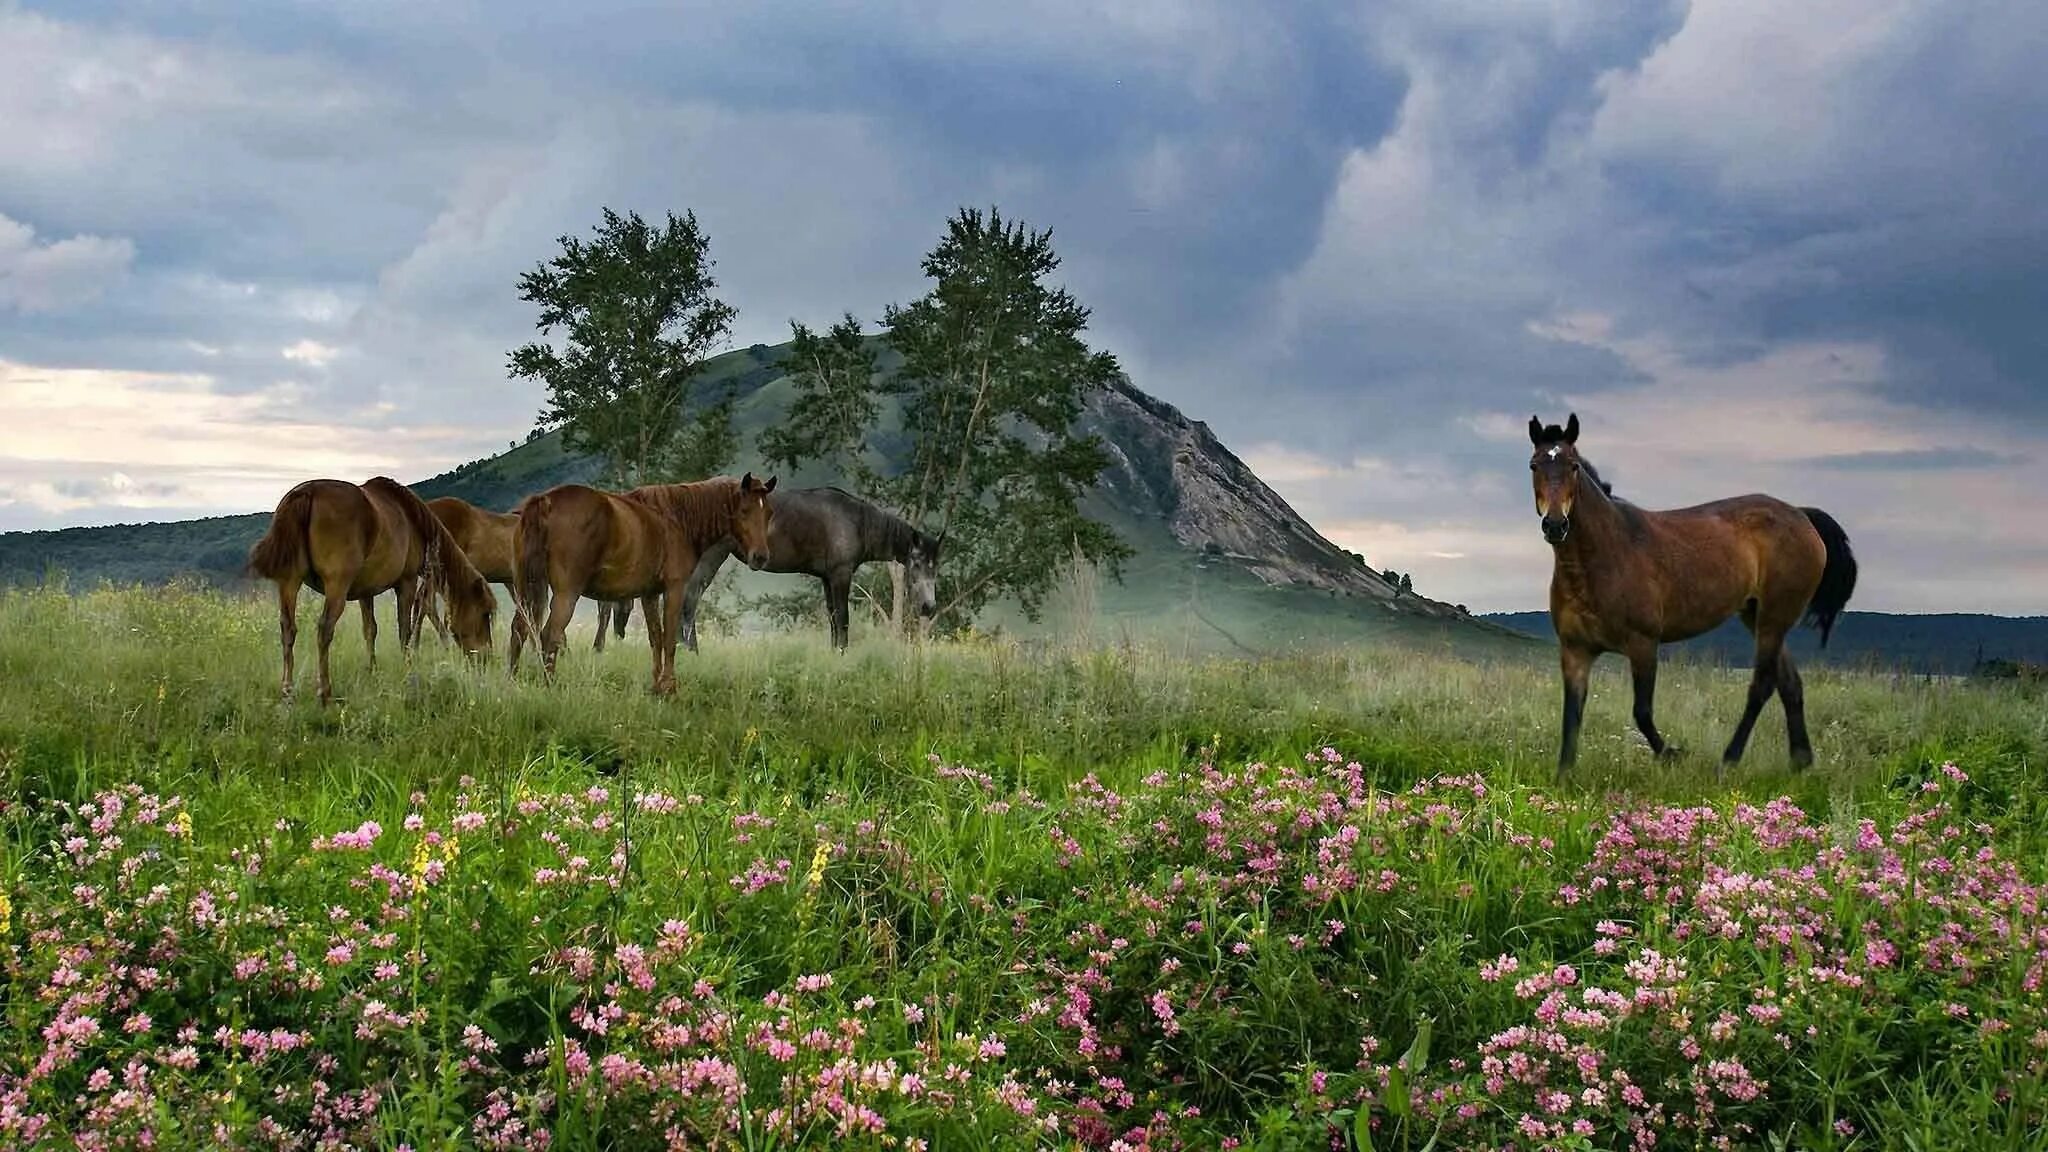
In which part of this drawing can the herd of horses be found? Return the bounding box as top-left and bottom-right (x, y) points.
(243, 412), (1858, 776)
(245, 472), (942, 704)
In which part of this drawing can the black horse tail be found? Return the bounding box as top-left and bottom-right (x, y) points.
(514, 494), (552, 636)
(1801, 507), (1858, 648)
(248, 483), (313, 582)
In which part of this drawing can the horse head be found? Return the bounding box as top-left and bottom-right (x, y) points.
(735, 473), (778, 570)
(906, 531), (941, 620)
(1528, 412), (1585, 545)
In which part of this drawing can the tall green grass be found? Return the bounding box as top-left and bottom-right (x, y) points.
(2, 583), (2045, 1150)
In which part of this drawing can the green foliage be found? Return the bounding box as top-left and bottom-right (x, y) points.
(508, 207), (739, 486)
(758, 313), (882, 493)
(878, 206), (1133, 630)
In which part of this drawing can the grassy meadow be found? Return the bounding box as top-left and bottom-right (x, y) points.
(2, 582), (2046, 1150)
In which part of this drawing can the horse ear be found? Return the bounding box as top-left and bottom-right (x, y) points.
(740, 471), (757, 492)
(762, 475), (777, 493)
(1564, 413), (1580, 444)
(1528, 416), (1544, 445)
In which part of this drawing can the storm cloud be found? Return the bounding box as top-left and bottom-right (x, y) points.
(2, 0), (2043, 612)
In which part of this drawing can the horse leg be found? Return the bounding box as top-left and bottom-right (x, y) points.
(276, 581), (300, 700)
(315, 592), (349, 707)
(1624, 639), (1676, 760)
(614, 598), (631, 640)
(594, 600), (611, 652)
(507, 596), (532, 676)
(1720, 624), (1786, 772)
(680, 544), (730, 654)
(657, 582), (685, 696)
(538, 586), (579, 683)
(826, 571), (853, 651)
(1557, 643), (1595, 775)
(358, 596), (378, 671)
(1778, 649), (1814, 768)
(640, 592), (671, 696)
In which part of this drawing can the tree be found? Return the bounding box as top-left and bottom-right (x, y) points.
(877, 206), (1131, 631)
(508, 208), (738, 486)
(758, 312), (881, 492)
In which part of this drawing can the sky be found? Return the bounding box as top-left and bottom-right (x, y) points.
(1, 0), (2044, 614)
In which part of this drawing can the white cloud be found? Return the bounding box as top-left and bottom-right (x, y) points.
(0, 359), (497, 529)
(0, 211), (134, 312)
(281, 339), (339, 368)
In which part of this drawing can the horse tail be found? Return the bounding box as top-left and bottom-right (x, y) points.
(1801, 507), (1858, 648)
(247, 484), (314, 582)
(515, 494), (553, 634)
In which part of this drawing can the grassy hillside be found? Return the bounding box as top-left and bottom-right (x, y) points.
(1486, 610), (2048, 677)
(3, 584), (2045, 1148)
(0, 341), (1527, 657)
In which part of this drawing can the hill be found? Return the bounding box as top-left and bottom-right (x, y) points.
(1483, 610), (2048, 677)
(0, 341), (1529, 657)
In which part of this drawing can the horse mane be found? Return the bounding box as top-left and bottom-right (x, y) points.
(364, 476), (483, 607)
(847, 490), (935, 559)
(1578, 457), (1617, 499)
(629, 476), (745, 548)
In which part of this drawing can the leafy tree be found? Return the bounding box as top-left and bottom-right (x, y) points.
(508, 207), (738, 486)
(758, 312), (881, 492)
(877, 206), (1131, 631)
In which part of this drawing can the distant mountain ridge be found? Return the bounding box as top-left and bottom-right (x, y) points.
(0, 341), (1521, 655)
(1482, 611), (2048, 676)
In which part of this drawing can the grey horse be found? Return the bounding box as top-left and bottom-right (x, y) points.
(671, 486), (940, 650)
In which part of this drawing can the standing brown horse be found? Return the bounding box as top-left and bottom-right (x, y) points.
(247, 477), (496, 704)
(421, 496), (638, 652)
(509, 473), (775, 694)
(1528, 414), (1857, 775)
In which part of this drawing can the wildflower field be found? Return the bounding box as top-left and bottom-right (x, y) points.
(2, 584), (2046, 1151)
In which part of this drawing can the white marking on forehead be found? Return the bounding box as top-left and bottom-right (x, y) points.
(1546, 446), (1561, 459)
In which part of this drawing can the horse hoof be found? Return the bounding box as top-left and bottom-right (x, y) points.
(1655, 745), (1684, 763)
(1790, 748), (1814, 770)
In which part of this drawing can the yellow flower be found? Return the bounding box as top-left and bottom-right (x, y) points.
(804, 841), (831, 892)
(167, 811), (193, 839)
(0, 888), (12, 938)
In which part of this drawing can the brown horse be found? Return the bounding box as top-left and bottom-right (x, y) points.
(509, 473), (776, 694)
(421, 495), (636, 652)
(247, 477), (496, 704)
(1529, 414), (1857, 775)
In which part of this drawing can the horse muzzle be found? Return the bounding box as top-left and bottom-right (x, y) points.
(1541, 515), (1572, 545)
(746, 550), (770, 572)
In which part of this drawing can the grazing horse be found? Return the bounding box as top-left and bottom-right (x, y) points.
(247, 477), (496, 704)
(509, 473), (776, 694)
(420, 496), (633, 650)
(676, 486), (941, 651)
(1529, 414), (1857, 776)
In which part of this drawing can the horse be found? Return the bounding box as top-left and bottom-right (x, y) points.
(509, 473), (776, 694)
(1528, 414), (1857, 776)
(246, 476), (497, 705)
(420, 496), (634, 651)
(675, 486), (941, 651)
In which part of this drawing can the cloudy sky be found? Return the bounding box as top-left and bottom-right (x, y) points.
(3, 0), (2044, 613)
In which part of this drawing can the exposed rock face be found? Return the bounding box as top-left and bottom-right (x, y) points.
(1083, 379), (1466, 620)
